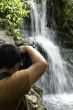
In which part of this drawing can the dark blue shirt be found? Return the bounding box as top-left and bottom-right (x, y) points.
(0, 72), (9, 80)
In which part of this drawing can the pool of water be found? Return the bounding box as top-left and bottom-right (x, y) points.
(43, 94), (73, 110)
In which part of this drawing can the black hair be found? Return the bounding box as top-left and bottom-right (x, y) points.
(0, 44), (21, 69)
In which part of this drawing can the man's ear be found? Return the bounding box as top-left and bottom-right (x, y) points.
(13, 63), (19, 71)
(9, 63), (19, 74)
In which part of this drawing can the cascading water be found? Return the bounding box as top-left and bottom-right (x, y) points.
(29, 0), (73, 109)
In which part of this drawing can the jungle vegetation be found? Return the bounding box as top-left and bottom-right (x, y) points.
(64, 0), (73, 35)
(0, 0), (30, 40)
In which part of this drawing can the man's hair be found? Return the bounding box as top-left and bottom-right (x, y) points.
(0, 44), (21, 69)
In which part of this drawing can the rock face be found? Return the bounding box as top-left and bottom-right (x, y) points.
(0, 30), (15, 45)
(44, 0), (73, 49)
(24, 87), (47, 110)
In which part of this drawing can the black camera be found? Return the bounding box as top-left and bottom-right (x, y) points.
(19, 52), (32, 69)
(15, 40), (32, 69)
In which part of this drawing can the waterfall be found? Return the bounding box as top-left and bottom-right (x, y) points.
(29, 0), (73, 109)
(30, 0), (47, 36)
(30, 0), (72, 94)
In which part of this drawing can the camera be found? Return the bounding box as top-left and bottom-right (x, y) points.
(15, 40), (32, 69)
(19, 52), (32, 69)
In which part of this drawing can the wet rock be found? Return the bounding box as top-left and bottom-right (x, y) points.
(0, 30), (15, 45)
(25, 87), (47, 110)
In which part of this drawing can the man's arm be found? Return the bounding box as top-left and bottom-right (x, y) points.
(0, 46), (48, 100)
(19, 45), (48, 86)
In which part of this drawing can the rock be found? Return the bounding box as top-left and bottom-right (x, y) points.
(25, 87), (47, 110)
(26, 95), (37, 104)
(0, 30), (15, 45)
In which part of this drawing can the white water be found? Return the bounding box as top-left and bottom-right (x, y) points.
(43, 94), (73, 110)
(30, 0), (73, 109)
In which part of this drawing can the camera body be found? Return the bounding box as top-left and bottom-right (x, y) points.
(15, 40), (32, 69)
(19, 53), (32, 69)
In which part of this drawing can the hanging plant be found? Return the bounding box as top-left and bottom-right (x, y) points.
(0, 0), (30, 40)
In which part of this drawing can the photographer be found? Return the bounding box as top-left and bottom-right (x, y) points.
(0, 44), (48, 110)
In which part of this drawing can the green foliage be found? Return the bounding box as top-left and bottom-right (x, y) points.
(64, 0), (73, 19)
(64, 0), (73, 32)
(0, 0), (30, 40)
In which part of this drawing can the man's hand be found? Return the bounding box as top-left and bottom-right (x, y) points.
(18, 45), (27, 54)
(18, 45), (48, 85)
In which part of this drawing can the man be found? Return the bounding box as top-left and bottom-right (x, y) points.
(0, 44), (48, 110)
